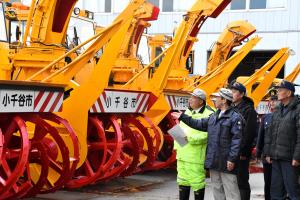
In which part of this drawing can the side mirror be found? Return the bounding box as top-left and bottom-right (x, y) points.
(16, 25), (21, 41)
(73, 7), (80, 16)
(73, 27), (79, 46)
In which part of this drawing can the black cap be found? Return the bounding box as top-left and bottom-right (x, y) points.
(275, 80), (295, 93)
(269, 89), (278, 100)
(230, 82), (246, 94)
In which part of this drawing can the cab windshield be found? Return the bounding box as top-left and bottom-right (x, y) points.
(67, 16), (95, 50)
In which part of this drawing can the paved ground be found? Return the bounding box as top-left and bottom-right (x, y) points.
(27, 169), (265, 200)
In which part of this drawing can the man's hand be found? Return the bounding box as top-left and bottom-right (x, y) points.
(171, 111), (182, 120)
(184, 136), (188, 142)
(227, 161), (235, 171)
(266, 156), (272, 164)
(292, 160), (300, 167)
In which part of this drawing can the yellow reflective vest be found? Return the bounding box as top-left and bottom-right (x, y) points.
(174, 105), (214, 164)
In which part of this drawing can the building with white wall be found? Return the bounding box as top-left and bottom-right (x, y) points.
(75, 0), (300, 85)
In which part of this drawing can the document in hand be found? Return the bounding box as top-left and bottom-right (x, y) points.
(167, 124), (188, 147)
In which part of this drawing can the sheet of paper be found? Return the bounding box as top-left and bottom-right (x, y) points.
(167, 124), (187, 147)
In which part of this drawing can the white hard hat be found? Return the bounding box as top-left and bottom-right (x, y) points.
(190, 88), (206, 101)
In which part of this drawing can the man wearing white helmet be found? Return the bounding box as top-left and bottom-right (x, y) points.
(175, 88), (214, 200)
(172, 88), (244, 200)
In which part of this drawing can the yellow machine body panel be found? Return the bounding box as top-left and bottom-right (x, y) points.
(197, 37), (261, 105)
(1, 0), (78, 82)
(285, 63), (300, 82)
(143, 0), (231, 94)
(126, 0), (232, 124)
(207, 20), (256, 72)
(236, 48), (291, 107)
(146, 20), (256, 92)
(26, 0), (77, 45)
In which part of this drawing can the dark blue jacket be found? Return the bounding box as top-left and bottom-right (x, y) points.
(179, 107), (244, 174)
(256, 113), (272, 160)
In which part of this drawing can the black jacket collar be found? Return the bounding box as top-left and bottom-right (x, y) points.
(234, 96), (254, 110)
(279, 95), (300, 114)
